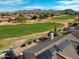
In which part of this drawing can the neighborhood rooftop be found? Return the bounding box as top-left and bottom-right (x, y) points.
(13, 30), (79, 56)
(71, 30), (79, 39)
(14, 36), (63, 56)
(24, 36), (63, 56)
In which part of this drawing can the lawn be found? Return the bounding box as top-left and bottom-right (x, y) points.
(0, 57), (5, 59)
(0, 22), (64, 39)
(0, 42), (11, 49)
(52, 15), (75, 20)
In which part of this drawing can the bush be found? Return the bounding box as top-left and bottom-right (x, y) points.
(33, 40), (37, 42)
(21, 43), (26, 47)
(27, 41), (32, 45)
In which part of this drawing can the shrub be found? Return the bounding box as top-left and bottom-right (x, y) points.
(21, 43), (26, 47)
(27, 41), (32, 45)
(33, 40), (37, 42)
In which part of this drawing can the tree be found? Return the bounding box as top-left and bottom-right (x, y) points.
(47, 13), (54, 17)
(53, 27), (58, 36)
(0, 13), (11, 17)
(15, 14), (28, 22)
(32, 15), (38, 20)
(39, 14), (46, 19)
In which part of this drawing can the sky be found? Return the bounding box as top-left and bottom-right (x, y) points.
(0, 0), (79, 12)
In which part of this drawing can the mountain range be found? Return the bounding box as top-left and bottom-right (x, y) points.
(0, 9), (77, 14)
(15, 9), (77, 13)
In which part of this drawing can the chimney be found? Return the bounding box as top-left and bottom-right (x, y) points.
(48, 31), (54, 40)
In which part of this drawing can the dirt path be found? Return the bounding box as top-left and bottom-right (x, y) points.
(0, 31), (49, 53)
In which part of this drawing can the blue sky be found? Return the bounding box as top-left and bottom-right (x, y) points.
(0, 0), (79, 12)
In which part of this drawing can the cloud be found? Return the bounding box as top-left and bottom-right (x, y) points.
(0, 6), (19, 12)
(0, 0), (29, 11)
(0, 0), (26, 5)
(0, 0), (79, 11)
(59, 0), (79, 5)
(24, 5), (44, 9)
(54, 5), (79, 11)
(52, 0), (79, 11)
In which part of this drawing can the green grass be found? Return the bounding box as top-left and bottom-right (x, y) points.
(53, 15), (75, 20)
(0, 42), (11, 49)
(59, 32), (69, 36)
(0, 22), (63, 39)
(0, 57), (5, 59)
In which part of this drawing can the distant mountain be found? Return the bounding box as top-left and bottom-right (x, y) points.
(1, 9), (77, 14)
(63, 9), (76, 12)
(15, 9), (60, 14)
